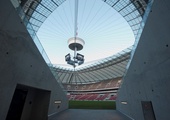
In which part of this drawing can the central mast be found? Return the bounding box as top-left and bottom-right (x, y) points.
(65, 0), (85, 68)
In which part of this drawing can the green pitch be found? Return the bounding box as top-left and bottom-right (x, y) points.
(69, 101), (116, 109)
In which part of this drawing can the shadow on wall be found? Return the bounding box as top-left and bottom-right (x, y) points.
(6, 84), (51, 120)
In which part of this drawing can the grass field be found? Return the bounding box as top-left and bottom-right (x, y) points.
(69, 101), (116, 109)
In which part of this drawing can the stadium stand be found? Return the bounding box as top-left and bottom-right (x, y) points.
(63, 77), (121, 91)
(67, 93), (117, 101)
(64, 78), (121, 101)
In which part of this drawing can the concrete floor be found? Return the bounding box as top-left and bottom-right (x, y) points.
(49, 109), (132, 120)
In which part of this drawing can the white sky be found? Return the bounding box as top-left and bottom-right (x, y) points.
(37, 0), (135, 66)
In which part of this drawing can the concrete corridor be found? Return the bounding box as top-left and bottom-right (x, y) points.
(49, 109), (132, 120)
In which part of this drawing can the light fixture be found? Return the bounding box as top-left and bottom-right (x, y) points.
(54, 100), (62, 104)
(121, 101), (128, 105)
(65, 37), (85, 67)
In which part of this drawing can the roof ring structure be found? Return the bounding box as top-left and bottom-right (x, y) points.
(68, 37), (85, 51)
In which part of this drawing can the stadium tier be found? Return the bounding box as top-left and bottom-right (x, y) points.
(63, 78), (120, 101)
(68, 93), (117, 101)
(63, 78), (122, 91)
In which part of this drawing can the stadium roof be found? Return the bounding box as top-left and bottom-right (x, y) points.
(51, 46), (132, 84)
(22, 0), (148, 35)
(14, 0), (150, 84)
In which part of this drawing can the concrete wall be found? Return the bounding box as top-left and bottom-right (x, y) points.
(0, 0), (68, 120)
(20, 86), (51, 120)
(116, 0), (170, 120)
